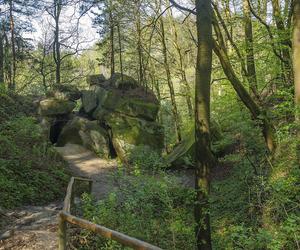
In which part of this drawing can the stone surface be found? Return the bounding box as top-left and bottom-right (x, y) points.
(87, 74), (106, 86)
(82, 90), (98, 114)
(49, 84), (81, 101)
(110, 73), (139, 89)
(57, 117), (110, 158)
(106, 113), (164, 161)
(165, 123), (223, 167)
(38, 98), (76, 116)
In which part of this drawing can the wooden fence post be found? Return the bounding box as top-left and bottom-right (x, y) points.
(58, 213), (67, 250)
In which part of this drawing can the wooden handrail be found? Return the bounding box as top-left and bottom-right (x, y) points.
(58, 177), (162, 250)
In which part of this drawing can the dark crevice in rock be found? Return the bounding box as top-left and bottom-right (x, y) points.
(49, 118), (69, 144)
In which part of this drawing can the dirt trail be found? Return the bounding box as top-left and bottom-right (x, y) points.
(0, 144), (118, 250)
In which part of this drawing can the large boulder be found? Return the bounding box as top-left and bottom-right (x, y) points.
(87, 74), (106, 86)
(165, 123), (223, 168)
(57, 117), (111, 158)
(110, 73), (139, 89)
(81, 90), (98, 114)
(39, 98), (76, 116)
(48, 84), (81, 101)
(165, 131), (195, 167)
(82, 83), (159, 121)
(106, 113), (164, 162)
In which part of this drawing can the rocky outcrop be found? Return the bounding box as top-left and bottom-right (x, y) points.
(57, 117), (111, 159)
(106, 113), (164, 161)
(81, 73), (164, 162)
(39, 74), (164, 163)
(165, 123), (223, 168)
(38, 98), (76, 116)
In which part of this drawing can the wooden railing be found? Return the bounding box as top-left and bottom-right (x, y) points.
(58, 177), (162, 250)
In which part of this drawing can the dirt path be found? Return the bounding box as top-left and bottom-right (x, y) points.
(0, 144), (118, 250)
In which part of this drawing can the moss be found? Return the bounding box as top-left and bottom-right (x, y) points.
(39, 98), (76, 116)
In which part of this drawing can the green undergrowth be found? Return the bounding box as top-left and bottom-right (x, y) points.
(0, 89), (69, 209)
(74, 138), (299, 250)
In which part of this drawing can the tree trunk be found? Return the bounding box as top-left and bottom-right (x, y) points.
(9, 0), (16, 90)
(136, 2), (144, 86)
(109, 10), (115, 77)
(0, 23), (4, 85)
(54, 0), (61, 85)
(160, 18), (182, 142)
(195, 0), (213, 249)
(168, 6), (193, 118)
(294, 0), (300, 121)
(243, 0), (258, 99)
(117, 23), (123, 81)
(213, 40), (276, 153)
(271, 0), (293, 85)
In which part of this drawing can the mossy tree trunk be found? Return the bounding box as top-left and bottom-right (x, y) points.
(294, 1), (300, 121)
(194, 0), (213, 249)
(243, 0), (258, 99)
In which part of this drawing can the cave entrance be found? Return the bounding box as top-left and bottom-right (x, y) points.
(49, 118), (68, 144)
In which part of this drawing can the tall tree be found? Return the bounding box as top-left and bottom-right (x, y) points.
(243, 0), (258, 98)
(160, 17), (182, 142)
(194, 0), (213, 249)
(294, 0), (300, 121)
(53, 0), (62, 85)
(0, 20), (4, 85)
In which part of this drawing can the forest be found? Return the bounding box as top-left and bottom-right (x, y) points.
(0, 0), (299, 249)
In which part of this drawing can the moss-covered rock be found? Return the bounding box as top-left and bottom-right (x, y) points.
(87, 74), (106, 86)
(57, 117), (110, 158)
(82, 90), (98, 114)
(106, 113), (164, 161)
(88, 85), (159, 121)
(39, 98), (76, 116)
(47, 84), (81, 101)
(165, 123), (223, 168)
(110, 73), (139, 89)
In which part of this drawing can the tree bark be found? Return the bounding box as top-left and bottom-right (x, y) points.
(294, 0), (300, 121)
(194, 0), (213, 249)
(0, 23), (4, 85)
(54, 0), (62, 85)
(109, 9), (115, 77)
(160, 18), (182, 142)
(243, 0), (259, 99)
(117, 23), (123, 81)
(9, 0), (16, 90)
(168, 6), (193, 118)
(135, 0), (144, 86)
(271, 0), (293, 85)
(213, 40), (276, 153)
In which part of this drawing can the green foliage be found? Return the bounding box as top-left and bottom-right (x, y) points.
(0, 92), (69, 208)
(127, 145), (169, 174)
(76, 173), (195, 250)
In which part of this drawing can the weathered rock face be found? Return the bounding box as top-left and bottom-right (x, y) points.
(38, 98), (76, 116)
(165, 123), (225, 168)
(165, 131), (195, 167)
(81, 73), (164, 162)
(87, 74), (106, 86)
(39, 73), (164, 163)
(57, 117), (111, 159)
(48, 84), (81, 101)
(106, 113), (164, 161)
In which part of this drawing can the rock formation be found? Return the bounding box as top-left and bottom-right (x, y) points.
(38, 73), (164, 162)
